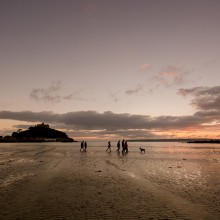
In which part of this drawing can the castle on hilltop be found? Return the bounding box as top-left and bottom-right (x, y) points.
(1, 123), (75, 142)
(35, 123), (49, 128)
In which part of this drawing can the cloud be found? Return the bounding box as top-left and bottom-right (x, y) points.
(125, 84), (144, 95)
(0, 110), (211, 131)
(0, 111), (57, 123)
(60, 128), (160, 140)
(30, 81), (78, 103)
(0, 108), (219, 139)
(1, 110), (197, 139)
(2, 86), (220, 139)
(151, 65), (189, 87)
(202, 58), (219, 69)
(110, 92), (120, 102)
(140, 64), (151, 72)
(30, 81), (62, 103)
(178, 86), (220, 111)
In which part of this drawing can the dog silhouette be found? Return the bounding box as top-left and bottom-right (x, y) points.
(139, 147), (145, 153)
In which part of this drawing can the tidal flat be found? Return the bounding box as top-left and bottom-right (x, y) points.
(0, 142), (219, 219)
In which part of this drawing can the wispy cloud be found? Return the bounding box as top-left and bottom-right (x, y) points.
(140, 63), (151, 72)
(202, 57), (219, 69)
(151, 65), (189, 87)
(110, 91), (121, 102)
(125, 84), (144, 95)
(30, 81), (81, 103)
(30, 81), (63, 103)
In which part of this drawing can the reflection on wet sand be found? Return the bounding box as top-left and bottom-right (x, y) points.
(0, 142), (219, 219)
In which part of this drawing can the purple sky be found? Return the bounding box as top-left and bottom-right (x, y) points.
(1, 0), (220, 140)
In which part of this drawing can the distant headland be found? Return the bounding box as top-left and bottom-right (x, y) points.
(0, 123), (76, 143)
(186, 139), (220, 144)
(128, 138), (220, 143)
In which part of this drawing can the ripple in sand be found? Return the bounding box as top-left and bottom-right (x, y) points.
(0, 173), (35, 187)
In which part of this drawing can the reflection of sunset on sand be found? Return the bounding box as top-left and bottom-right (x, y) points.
(0, 142), (219, 219)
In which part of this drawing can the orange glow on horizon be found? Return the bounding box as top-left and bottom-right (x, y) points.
(1, 119), (220, 140)
(155, 128), (220, 139)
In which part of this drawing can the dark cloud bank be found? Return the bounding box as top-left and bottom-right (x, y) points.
(1, 86), (220, 139)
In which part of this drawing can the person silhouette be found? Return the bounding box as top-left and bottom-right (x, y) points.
(84, 141), (87, 151)
(122, 139), (125, 153)
(80, 141), (84, 151)
(106, 141), (111, 152)
(117, 140), (120, 151)
(125, 141), (129, 153)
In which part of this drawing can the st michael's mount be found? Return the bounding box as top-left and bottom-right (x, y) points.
(0, 123), (75, 143)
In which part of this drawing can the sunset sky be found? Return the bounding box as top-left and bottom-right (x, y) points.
(1, 0), (220, 140)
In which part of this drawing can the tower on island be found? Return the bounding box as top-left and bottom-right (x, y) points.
(36, 123), (49, 128)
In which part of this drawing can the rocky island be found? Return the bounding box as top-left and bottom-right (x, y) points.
(0, 123), (75, 142)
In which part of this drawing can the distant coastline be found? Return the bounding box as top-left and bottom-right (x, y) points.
(186, 139), (220, 144)
(0, 123), (76, 143)
(128, 139), (220, 143)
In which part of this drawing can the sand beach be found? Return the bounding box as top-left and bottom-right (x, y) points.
(0, 141), (219, 219)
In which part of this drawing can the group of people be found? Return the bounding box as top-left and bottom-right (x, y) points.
(106, 140), (129, 154)
(80, 140), (87, 152)
(116, 140), (129, 153)
(80, 140), (129, 154)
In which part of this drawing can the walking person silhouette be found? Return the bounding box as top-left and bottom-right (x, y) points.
(117, 140), (120, 151)
(80, 141), (84, 151)
(106, 141), (111, 152)
(122, 139), (125, 153)
(84, 141), (87, 151)
(125, 141), (129, 153)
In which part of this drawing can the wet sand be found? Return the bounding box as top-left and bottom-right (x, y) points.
(0, 142), (219, 219)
